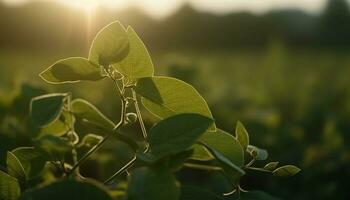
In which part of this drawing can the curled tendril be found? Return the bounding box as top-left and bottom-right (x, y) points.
(68, 131), (80, 146)
(125, 112), (138, 125)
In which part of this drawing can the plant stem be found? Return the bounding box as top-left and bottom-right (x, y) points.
(223, 188), (237, 196)
(65, 94), (80, 176)
(132, 89), (148, 140)
(104, 156), (137, 184)
(238, 184), (249, 193)
(245, 166), (271, 173)
(59, 160), (68, 175)
(67, 98), (126, 176)
(245, 159), (256, 167)
(106, 66), (124, 97)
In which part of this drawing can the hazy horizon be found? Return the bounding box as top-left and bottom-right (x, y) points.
(1, 0), (333, 18)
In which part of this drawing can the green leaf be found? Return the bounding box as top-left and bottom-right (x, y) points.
(40, 57), (105, 84)
(80, 134), (103, 148)
(263, 162), (279, 171)
(191, 144), (214, 161)
(137, 150), (193, 172)
(19, 179), (112, 200)
(6, 152), (26, 184)
(180, 186), (224, 200)
(127, 167), (180, 200)
(200, 143), (245, 184)
(235, 121), (249, 150)
(0, 170), (21, 200)
(71, 99), (115, 132)
(149, 113), (213, 157)
(247, 145), (268, 161)
(168, 149), (194, 171)
(135, 76), (216, 131)
(12, 147), (46, 179)
(39, 111), (72, 138)
(113, 27), (154, 84)
(273, 165), (301, 177)
(30, 93), (67, 127)
(241, 190), (281, 200)
(89, 21), (129, 67)
(34, 135), (72, 161)
(198, 129), (244, 167)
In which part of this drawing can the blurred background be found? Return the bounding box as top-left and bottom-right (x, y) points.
(1, 0), (350, 199)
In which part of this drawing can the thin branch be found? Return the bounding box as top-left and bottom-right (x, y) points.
(104, 156), (137, 184)
(245, 166), (272, 173)
(238, 184), (249, 193)
(103, 127), (150, 184)
(59, 160), (67, 175)
(245, 159), (256, 167)
(223, 188), (237, 196)
(68, 99), (126, 176)
(132, 89), (148, 140)
(106, 66), (124, 97)
(65, 94), (81, 176)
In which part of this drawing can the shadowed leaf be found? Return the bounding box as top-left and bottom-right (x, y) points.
(113, 27), (154, 84)
(30, 93), (67, 127)
(201, 143), (245, 184)
(127, 167), (180, 200)
(0, 170), (21, 200)
(241, 191), (281, 200)
(89, 21), (129, 67)
(40, 57), (104, 84)
(34, 135), (72, 161)
(180, 186), (224, 200)
(19, 179), (112, 200)
(6, 152), (26, 184)
(198, 129), (244, 167)
(71, 99), (115, 132)
(149, 113), (213, 157)
(12, 147), (46, 179)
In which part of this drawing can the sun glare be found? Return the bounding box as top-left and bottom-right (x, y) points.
(61, 0), (98, 11)
(58, 0), (101, 48)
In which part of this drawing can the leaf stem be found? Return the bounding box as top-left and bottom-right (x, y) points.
(244, 166), (271, 173)
(64, 94), (80, 177)
(106, 66), (124, 97)
(104, 156), (137, 184)
(132, 89), (148, 140)
(245, 159), (256, 167)
(67, 98), (126, 176)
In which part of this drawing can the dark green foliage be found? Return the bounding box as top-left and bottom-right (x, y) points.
(241, 191), (281, 200)
(6, 152), (26, 184)
(180, 186), (224, 200)
(71, 99), (115, 132)
(34, 135), (72, 161)
(30, 93), (67, 127)
(12, 147), (46, 179)
(149, 113), (213, 157)
(0, 170), (21, 200)
(19, 179), (112, 200)
(127, 167), (180, 200)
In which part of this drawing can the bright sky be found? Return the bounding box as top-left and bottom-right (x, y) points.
(1, 0), (330, 18)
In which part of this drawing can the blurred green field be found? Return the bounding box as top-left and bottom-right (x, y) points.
(1, 41), (350, 199)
